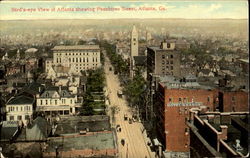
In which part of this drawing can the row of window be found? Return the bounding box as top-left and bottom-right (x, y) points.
(162, 54), (174, 59)
(56, 52), (99, 56)
(162, 60), (174, 65)
(162, 66), (174, 71)
(9, 115), (30, 121)
(40, 99), (74, 105)
(168, 97), (210, 103)
(8, 106), (31, 112)
(56, 57), (99, 63)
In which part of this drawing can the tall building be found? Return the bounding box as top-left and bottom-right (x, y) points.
(146, 40), (181, 121)
(130, 25), (139, 78)
(131, 25), (139, 57)
(155, 75), (217, 157)
(46, 45), (101, 75)
(147, 40), (181, 80)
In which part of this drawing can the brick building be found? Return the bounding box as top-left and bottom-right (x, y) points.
(187, 107), (249, 157)
(219, 89), (249, 112)
(155, 75), (217, 156)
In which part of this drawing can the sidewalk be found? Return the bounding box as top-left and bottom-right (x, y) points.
(138, 123), (156, 158)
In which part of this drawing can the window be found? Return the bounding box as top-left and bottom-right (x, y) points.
(18, 115), (22, 120)
(169, 98), (172, 102)
(21, 107), (23, 111)
(64, 110), (69, 115)
(40, 100), (43, 105)
(133, 38), (136, 41)
(232, 96), (236, 102)
(9, 116), (14, 120)
(16, 107), (18, 111)
(207, 97), (210, 102)
(55, 100), (57, 105)
(171, 66), (173, 70)
(167, 43), (171, 48)
(80, 58), (81, 62)
(170, 60), (173, 64)
(170, 55), (173, 58)
(69, 58), (71, 62)
(8, 107), (11, 112)
(179, 98), (182, 102)
(183, 98), (187, 102)
(162, 55), (165, 59)
(73, 58), (74, 62)
(46, 100), (48, 105)
(25, 115), (30, 120)
(76, 58), (78, 62)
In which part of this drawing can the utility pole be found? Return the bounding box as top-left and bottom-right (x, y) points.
(126, 143), (128, 158)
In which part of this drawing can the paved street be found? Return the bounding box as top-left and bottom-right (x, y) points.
(104, 54), (155, 158)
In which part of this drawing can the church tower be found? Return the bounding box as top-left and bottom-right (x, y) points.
(130, 25), (139, 78)
(131, 25), (138, 57)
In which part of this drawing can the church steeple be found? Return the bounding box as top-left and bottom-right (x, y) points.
(131, 25), (138, 57)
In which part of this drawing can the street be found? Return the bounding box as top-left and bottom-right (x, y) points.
(104, 54), (155, 158)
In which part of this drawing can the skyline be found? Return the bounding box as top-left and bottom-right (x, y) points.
(0, 1), (248, 20)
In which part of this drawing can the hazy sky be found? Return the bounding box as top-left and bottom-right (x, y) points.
(0, 1), (248, 20)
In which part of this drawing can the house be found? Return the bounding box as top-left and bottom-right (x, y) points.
(5, 95), (35, 125)
(198, 69), (215, 77)
(36, 86), (80, 116)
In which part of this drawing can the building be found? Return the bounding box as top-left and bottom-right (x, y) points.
(130, 25), (139, 58)
(219, 89), (249, 112)
(187, 107), (249, 157)
(130, 25), (139, 78)
(147, 40), (181, 80)
(36, 86), (80, 116)
(43, 115), (117, 157)
(46, 45), (101, 74)
(155, 75), (217, 156)
(5, 95), (35, 125)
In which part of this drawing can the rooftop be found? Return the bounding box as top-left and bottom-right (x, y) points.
(7, 95), (34, 105)
(55, 115), (111, 135)
(159, 75), (213, 90)
(52, 45), (100, 51)
(45, 131), (116, 152)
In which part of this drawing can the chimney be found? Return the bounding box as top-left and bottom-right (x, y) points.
(59, 86), (62, 93)
(220, 125), (228, 140)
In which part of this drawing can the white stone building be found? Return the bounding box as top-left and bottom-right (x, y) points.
(45, 45), (101, 75)
(6, 95), (35, 125)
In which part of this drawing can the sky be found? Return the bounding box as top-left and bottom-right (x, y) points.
(0, 1), (248, 20)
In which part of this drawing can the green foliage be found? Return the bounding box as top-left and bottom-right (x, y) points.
(82, 92), (94, 115)
(77, 40), (87, 45)
(86, 68), (105, 92)
(82, 68), (106, 115)
(123, 69), (146, 107)
(100, 41), (129, 75)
